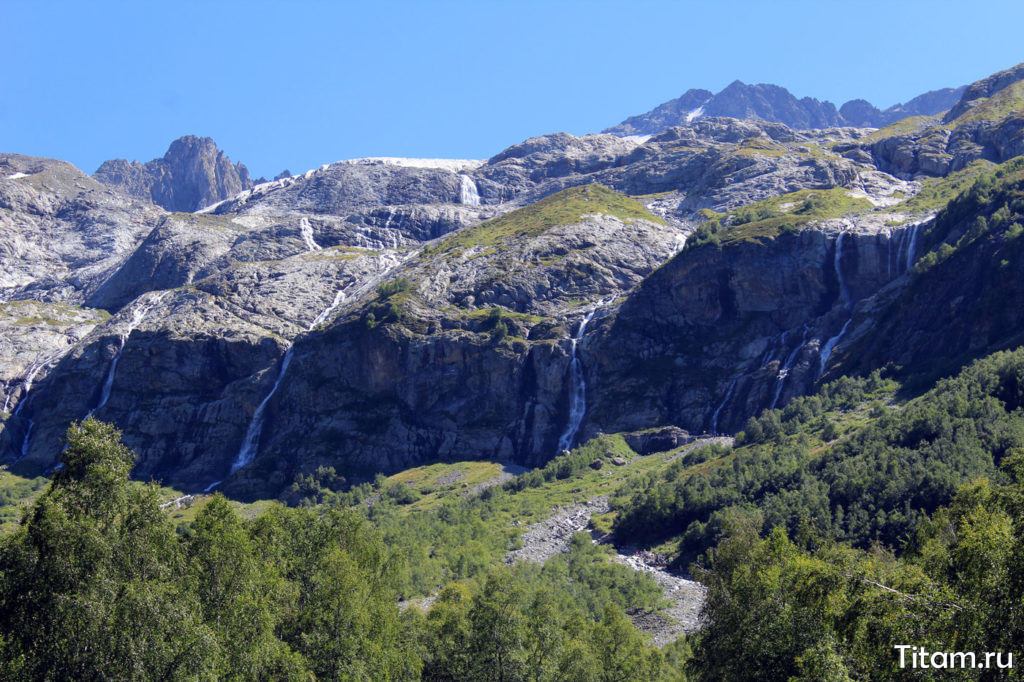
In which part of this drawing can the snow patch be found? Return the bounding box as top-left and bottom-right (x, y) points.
(336, 157), (484, 172)
(6, 172), (30, 179)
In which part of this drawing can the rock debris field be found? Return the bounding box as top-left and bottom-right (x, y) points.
(506, 494), (706, 645)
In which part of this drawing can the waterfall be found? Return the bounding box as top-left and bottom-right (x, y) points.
(232, 346), (294, 473)
(90, 292), (168, 416)
(834, 232), (851, 310)
(771, 325), (809, 410)
(818, 318), (852, 378)
(886, 230), (893, 279)
(711, 378), (737, 434)
(231, 290), (348, 474)
(905, 222), (920, 271)
(9, 356), (56, 460)
(556, 308), (599, 452)
(299, 217), (322, 252)
(227, 251), (410, 482)
(459, 174), (481, 206)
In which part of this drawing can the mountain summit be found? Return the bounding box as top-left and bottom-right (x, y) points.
(605, 80), (965, 135)
(94, 135), (253, 212)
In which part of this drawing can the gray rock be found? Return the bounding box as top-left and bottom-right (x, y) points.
(94, 135), (253, 212)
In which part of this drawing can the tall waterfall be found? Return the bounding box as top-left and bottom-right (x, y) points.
(220, 250), (414, 485)
(819, 231), (854, 379)
(711, 378), (737, 434)
(556, 308), (598, 453)
(834, 232), (851, 310)
(231, 290), (348, 475)
(905, 222), (920, 271)
(91, 292), (168, 416)
(231, 346), (295, 474)
(9, 355), (57, 460)
(459, 174), (481, 206)
(771, 325), (809, 410)
(299, 217), (322, 252)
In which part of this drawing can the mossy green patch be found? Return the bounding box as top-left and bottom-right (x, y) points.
(949, 80), (1024, 126)
(0, 471), (48, 532)
(889, 159), (996, 215)
(421, 184), (665, 259)
(862, 114), (940, 143)
(690, 188), (874, 248)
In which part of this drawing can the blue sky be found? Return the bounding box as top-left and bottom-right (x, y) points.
(3, 1), (1022, 179)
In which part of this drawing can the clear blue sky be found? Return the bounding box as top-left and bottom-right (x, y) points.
(3, 1), (1022, 179)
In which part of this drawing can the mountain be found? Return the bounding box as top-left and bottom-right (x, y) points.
(839, 85), (966, 127)
(605, 80), (967, 135)
(0, 62), (1022, 502)
(604, 81), (844, 134)
(93, 135), (254, 212)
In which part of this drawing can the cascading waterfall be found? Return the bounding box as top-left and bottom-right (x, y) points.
(905, 221), (920, 271)
(223, 251), (411, 485)
(231, 346), (295, 474)
(710, 378), (737, 434)
(459, 174), (481, 206)
(299, 217), (322, 252)
(818, 318), (852, 378)
(834, 232), (851, 310)
(9, 356), (56, 460)
(818, 232), (854, 379)
(556, 308), (599, 453)
(886, 231), (892, 279)
(90, 292), (168, 416)
(231, 290), (348, 475)
(771, 324), (809, 410)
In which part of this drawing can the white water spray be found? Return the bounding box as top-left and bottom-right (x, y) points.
(459, 174), (481, 206)
(556, 308), (599, 452)
(711, 378), (737, 434)
(299, 217), (322, 252)
(771, 325), (809, 410)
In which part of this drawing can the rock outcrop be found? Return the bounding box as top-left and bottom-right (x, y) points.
(94, 135), (253, 212)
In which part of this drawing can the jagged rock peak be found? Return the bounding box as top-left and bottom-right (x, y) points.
(605, 81), (844, 135)
(93, 135), (254, 212)
(606, 78), (968, 135)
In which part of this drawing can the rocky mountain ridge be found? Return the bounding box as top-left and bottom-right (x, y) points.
(605, 80), (967, 135)
(3, 62), (1024, 498)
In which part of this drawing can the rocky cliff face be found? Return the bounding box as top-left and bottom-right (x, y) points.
(4, 63), (1024, 499)
(94, 136), (254, 212)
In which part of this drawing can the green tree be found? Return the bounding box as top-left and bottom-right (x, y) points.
(0, 418), (216, 680)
